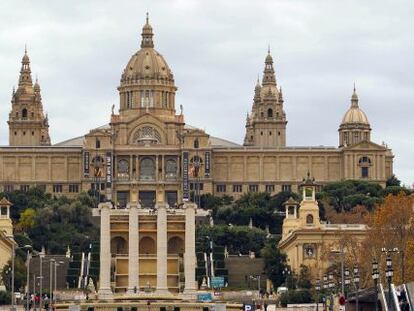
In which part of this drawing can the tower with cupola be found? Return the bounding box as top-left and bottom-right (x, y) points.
(244, 50), (287, 147)
(8, 48), (50, 146)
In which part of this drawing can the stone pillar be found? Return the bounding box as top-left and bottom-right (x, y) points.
(183, 202), (197, 295)
(127, 204), (139, 294)
(156, 203), (170, 294)
(98, 202), (113, 299)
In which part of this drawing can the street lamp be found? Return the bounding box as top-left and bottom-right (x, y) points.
(328, 272), (334, 293)
(282, 267), (291, 288)
(10, 244), (32, 311)
(372, 260), (379, 311)
(53, 261), (64, 308)
(353, 265), (360, 311)
(315, 279), (321, 311)
(344, 268), (351, 297)
(386, 255), (394, 311)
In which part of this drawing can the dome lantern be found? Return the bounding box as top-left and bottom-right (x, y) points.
(141, 12), (154, 48)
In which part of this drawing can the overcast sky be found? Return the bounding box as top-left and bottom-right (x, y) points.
(0, 0), (413, 185)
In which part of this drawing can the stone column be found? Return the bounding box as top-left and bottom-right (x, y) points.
(127, 204), (139, 294)
(156, 203), (170, 294)
(98, 202), (113, 299)
(183, 202), (197, 295)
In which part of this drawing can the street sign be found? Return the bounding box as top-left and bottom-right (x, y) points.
(244, 304), (254, 311)
(197, 293), (213, 302)
(211, 276), (225, 289)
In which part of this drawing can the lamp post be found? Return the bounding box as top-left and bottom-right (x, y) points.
(328, 272), (334, 293)
(10, 244), (32, 311)
(353, 265), (360, 311)
(386, 255), (394, 311)
(49, 259), (55, 311)
(372, 260), (379, 311)
(315, 279), (321, 311)
(344, 268), (351, 297)
(323, 274), (328, 311)
(53, 261), (64, 308)
(282, 267), (291, 288)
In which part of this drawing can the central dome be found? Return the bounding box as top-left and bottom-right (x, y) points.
(120, 15), (174, 84)
(122, 49), (173, 82)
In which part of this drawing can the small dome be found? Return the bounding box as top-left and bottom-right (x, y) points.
(341, 88), (370, 125)
(341, 107), (369, 125)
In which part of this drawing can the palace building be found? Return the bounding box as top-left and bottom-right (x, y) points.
(278, 176), (367, 278)
(0, 16), (394, 208)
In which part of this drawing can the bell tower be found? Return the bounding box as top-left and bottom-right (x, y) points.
(8, 48), (51, 146)
(244, 49), (287, 147)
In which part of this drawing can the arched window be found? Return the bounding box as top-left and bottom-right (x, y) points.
(140, 157), (155, 180)
(110, 236), (128, 255)
(194, 138), (199, 149)
(134, 126), (161, 144)
(306, 214), (314, 224)
(22, 108), (28, 119)
(267, 108), (273, 118)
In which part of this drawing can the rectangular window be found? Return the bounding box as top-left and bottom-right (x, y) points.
(53, 184), (63, 193)
(69, 184), (80, 193)
(361, 167), (369, 178)
(190, 183), (204, 191)
(216, 184), (226, 193)
(249, 184), (259, 192)
(282, 184), (292, 192)
(265, 184), (275, 193)
(233, 184), (242, 193)
(20, 184), (30, 192)
(4, 184), (14, 192)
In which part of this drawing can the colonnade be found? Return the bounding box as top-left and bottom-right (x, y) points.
(98, 202), (197, 299)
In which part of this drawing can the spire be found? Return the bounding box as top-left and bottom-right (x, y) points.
(19, 46), (33, 87)
(278, 86), (284, 102)
(262, 49), (276, 86)
(351, 83), (359, 108)
(34, 75), (40, 92)
(141, 12), (154, 48)
(254, 76), (261, 102)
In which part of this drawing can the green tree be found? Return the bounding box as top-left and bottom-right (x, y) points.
(1, 256), (27, 292)
(296, 265), (312, 289)
(196, 225), (267, 255)
(16, 208), (36, 232)
(261, 239), (288, 288)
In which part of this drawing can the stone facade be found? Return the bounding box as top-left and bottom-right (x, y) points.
(0, 16), (394, 206)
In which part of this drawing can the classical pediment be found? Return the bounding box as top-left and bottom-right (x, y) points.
(342, 140), (387, 151)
